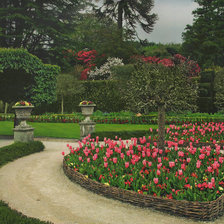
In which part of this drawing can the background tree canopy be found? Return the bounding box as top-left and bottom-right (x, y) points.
(0, 0), (90, 70)
(94, 0), (157, 38)
(182, 0), (224, 68)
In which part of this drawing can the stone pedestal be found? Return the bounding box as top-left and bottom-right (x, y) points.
(79, 121), (96, 139)
(13, 126), (34, 142)
(79, 104), (96, 139)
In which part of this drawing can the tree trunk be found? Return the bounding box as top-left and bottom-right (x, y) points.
(4, 102), (8, 114)
(61, 95), (64, 114)
(158, 104), (165, 150)
(117, 1), (123, 38)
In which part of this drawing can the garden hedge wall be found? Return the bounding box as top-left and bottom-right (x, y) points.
(34, 80), (125, 114)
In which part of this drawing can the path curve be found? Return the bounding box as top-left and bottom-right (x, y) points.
(0, 140), (224, 224)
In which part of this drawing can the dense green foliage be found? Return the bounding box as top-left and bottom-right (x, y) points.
(182, 0), (224, 68)
(141, 42), (182, 58)
(0, 48), (60, 106)
(94, 0), (157, 37)
(214, 68), (224, 112)
(0, 0), (89, 69)
(0, 141), (44, 168)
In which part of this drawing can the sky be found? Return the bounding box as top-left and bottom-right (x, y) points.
(95, 0), (198, 44)
(139, 0), (198, 43)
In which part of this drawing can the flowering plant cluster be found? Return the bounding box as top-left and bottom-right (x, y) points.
(88, 57), (124, 80)
(63, 122), (224, 202)
(79, 100), (94, 106)
(141, 54), (200, 77)
(14, 101), (32, 106)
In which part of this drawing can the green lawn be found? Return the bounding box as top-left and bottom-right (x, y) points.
(0, 121), (158, 139)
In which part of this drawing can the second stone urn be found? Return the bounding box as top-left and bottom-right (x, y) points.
(79, 102), (96, 139)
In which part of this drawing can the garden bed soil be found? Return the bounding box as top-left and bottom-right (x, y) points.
(63, 159), (224, 221)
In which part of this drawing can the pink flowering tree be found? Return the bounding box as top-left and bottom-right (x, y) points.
(124, 55), (200, 150)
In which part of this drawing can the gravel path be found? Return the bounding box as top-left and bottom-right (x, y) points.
(0, 140), (224, 224)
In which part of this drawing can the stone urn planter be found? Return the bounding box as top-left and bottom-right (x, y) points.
(80, 104), (96, 122)
(12, 106), (34, 127)
(79, 102), (96, 139)
(12, 103), (34, 142)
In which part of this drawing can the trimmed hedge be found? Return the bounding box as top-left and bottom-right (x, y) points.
(0, 48), (60, 106)
(34, 80), (125, 114)
(0, 141), (44, 167)
(91, 130), (157, 141)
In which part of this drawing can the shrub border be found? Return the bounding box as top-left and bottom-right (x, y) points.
(63, 158), (224, 221)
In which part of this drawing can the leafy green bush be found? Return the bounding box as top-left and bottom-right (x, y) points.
(0, 141), (44, 167)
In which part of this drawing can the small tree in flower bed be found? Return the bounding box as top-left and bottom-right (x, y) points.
(124, 55), (200, 150)
(63, 133), (224, 202)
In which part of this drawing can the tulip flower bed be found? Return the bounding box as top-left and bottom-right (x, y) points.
(62, 122), (224, 219)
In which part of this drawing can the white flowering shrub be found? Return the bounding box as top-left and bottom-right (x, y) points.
(88, 57), (124, 80)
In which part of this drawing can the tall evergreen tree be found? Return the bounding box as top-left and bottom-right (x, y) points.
(94, 0), (157, 38)
(0, 0), (89, 65)
(182, 0), (224, 68)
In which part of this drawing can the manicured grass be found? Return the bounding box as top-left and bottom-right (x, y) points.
(0, 141), (51, 224)
(0, 121), (158, 139)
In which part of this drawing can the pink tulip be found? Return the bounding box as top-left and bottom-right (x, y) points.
(87, 158), (90, 163)
(208, 182), (213, 189)
(156, 169), (161, 176)
(148, 161), (152, 167)
(103, 157), (107, 162)
(187, 158), (191, 163)
(169, 161), (175, 168)
(79, 156), (82, 161)
(196, 160), (201, 168)
(104, 162), (108, 168)
(142, 159), (147, 166)
(113, 157), (117, 164)
(199, 154), (205, 160)
(178, 169), (183, 176)
(61, 151), (65, 156)
(207, 166), (212, 172)
(158, 157), (162, 163)
(120, 153), (124, 159)
(125, 162), (129, 168)
(178, 151), (184, 157)
(153, 178), (158, 184)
